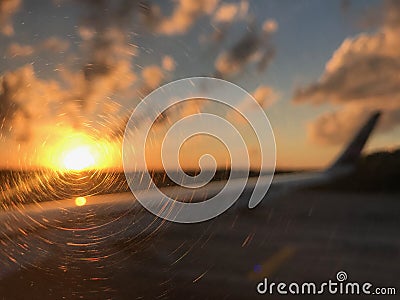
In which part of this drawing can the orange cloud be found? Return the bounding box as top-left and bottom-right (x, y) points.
(153, 0), (218, 35)
(0, 0), (21, 36)
(41, 36), (70, 53)
(6, 37), (70, 58)
(0, 65), (66, 141)
(252, 85), (278, 107)
(262, 19), (278, 33)
(6, 43), (34, 57)
(141, 65), (164, 90)
(213, 3), (239, 23)
(162, 55), (176, 72)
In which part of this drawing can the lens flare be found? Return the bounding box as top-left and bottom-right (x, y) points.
(75, 196), (87, 206)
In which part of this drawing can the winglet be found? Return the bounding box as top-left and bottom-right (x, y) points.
(328, 111), (381, 171)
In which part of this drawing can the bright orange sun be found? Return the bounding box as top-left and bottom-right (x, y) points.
(42, 131), (121, 171)
(62, 146), (96, 171)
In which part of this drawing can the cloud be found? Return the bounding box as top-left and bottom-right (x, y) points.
(141, 65), (164, 90)
(214, 19), (277, 78)
(6, 43), (34, 57)
(213, 3), (239, 23)
(340, 0), (351, 13)
(212, 0), (250, 24)
(238, 0), (250, 19)
(0, 65), (65, 141)
(1, 0), (183, 145)
(162, 55), (176, 72)
(0, 0), (21, 36)
(307, 105), (373, 146)
(6, 37), (70, 58)
(252, 85), (278, 108)
(293, 0), (400, 145)
(226, 84), (278, 125)
(71, 0), (138, 112)
(198, 1), (250, 44)
(1, 0), (279, 152)
(131, 60), (176, 100)
(41, 36), (70, 53)
(238, 84), (278, 113)
(141, 0), (218, 35)
(137, 57), (177, 97)
(262, 19), (278, 33)
(1, 0), (140, 142)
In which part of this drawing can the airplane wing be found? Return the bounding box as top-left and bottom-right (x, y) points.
(0, 111), (381, 278)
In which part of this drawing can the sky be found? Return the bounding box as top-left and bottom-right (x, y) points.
(0, 0), (399, 171)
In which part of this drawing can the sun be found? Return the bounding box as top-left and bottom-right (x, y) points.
(62, 146), (96, 171)
(75, 196), (87, 206)
(42, 131), (121, 171)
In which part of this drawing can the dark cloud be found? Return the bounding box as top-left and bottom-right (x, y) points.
(214, 19), (277, 78)
(75, 0), (139, 111)
(340, 0), (351, 13)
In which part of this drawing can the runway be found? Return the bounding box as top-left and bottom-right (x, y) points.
(0, 188), (399, 299)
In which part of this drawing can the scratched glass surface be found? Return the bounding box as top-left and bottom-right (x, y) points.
(0, 1), (399, 299)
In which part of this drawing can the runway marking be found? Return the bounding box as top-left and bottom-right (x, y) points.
(247, 245), (296, 281)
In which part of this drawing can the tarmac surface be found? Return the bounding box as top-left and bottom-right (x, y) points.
(0, 188), (399, 299)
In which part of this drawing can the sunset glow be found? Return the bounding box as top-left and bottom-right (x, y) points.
(40, 131), (121, 172)
(63, 146), (95, 171)
(0, 0), (398, 172)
